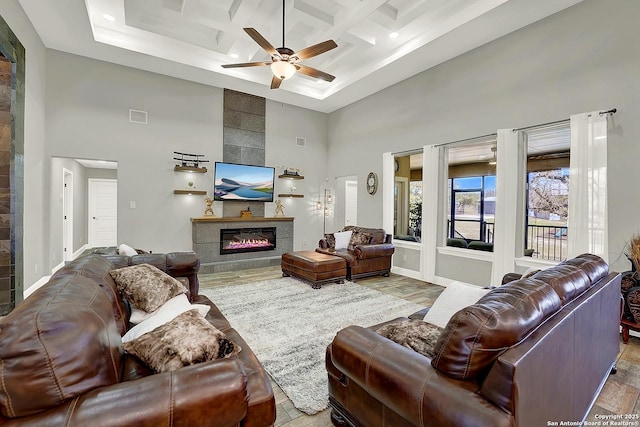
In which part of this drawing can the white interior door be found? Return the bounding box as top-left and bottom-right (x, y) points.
(345, 180), (358, 226)
(62, 169), (73, 261)
(88, 179), (117, 247)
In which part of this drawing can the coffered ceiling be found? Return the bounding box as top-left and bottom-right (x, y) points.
(19, 0), (583, 113)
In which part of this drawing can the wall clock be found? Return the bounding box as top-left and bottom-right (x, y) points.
(366, 172), (378, 195)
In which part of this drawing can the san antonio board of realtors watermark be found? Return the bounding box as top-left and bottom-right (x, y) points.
(548, 414), (640, 426)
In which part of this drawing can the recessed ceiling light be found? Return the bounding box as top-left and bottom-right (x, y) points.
(103, 14), (115, 22)
(389, 32), (399, 39)
(230, 53), (239, 59)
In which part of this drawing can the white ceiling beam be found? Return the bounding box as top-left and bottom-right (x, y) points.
(376, 3), (398, 21)
(162, 0), (185, 14)
(293, 0), (334, 26)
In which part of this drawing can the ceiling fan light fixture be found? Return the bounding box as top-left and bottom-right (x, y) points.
(271, 61), (296, 80)
(488, 146), (497, 165)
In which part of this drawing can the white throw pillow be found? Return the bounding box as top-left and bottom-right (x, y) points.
(123, 294), (210, 342)
(118, 243), (138, 257)
(423, 281), (490, 329)
(129, 294), (211, 324)
(334, 230), (353, 250)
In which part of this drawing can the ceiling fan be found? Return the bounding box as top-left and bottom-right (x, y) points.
(222, 0), (338, 89)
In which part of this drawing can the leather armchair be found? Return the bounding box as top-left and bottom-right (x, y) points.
(317, 226), (394, 280)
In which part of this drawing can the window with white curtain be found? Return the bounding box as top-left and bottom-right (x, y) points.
(523, 125), (571, 261)
(420, 109), (611, 285)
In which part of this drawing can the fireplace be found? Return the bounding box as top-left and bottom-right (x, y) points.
(220, 227), (276, 255)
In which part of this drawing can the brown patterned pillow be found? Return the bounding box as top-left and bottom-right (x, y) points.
(324, 233), (336, 249)
(109, 263), (187, 313)
(349, 231), (372, 250)
(122, 309), (241, 372)
(376, 319), (443, 359)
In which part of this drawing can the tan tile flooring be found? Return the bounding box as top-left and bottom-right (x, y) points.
(199, 267), (640, 426)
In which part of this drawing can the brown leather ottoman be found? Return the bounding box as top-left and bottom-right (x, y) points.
(281, 250), (347, 289)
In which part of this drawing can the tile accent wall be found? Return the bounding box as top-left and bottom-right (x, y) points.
(222, 89), (266, 217)
(0, 16), (25, 314)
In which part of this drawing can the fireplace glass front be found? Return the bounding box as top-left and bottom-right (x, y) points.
(220, 227), (276, 255)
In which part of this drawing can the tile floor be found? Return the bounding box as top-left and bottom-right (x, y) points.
(199, 267), (640, 427)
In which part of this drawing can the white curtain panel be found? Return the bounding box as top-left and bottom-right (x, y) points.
(567, 112), (609, 261)
(490, 129), (519, 285)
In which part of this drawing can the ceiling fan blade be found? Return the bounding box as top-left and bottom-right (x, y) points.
(221, 61), (270, 69)
(295, 64), (335, 82)
(270, 75), (283, 89)
(293, 40), (337, 61)
(244, 28), (278, 57)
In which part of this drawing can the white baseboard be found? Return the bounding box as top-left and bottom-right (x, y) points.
(432, 275), (462, 287)
(72, 244), (89, 260)
(23, 275), (51, 299)
(391, 266), (422, 281)
(23, 246), (94, 300)
(51, 261), (64, 275)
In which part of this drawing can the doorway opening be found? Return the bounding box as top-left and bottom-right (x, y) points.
(50, 157), (117, 268)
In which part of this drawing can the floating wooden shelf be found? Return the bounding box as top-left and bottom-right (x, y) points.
(174, 189), (207, 195)
(278, 174), (304, 180)
(174, 166), (208, 173)
(278, 194), (304, 198)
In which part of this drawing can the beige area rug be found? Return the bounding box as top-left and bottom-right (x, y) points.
(201, 277), (423, 415)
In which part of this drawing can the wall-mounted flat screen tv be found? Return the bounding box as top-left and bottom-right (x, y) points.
(214, 162), (275, 202)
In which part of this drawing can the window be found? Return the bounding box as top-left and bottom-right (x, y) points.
(523, 125), (571, 261)
(448, 176), (496, 243)
(445, 139), (497, 251)
(394, 151), (423, 242)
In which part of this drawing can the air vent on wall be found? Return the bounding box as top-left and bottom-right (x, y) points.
(296, 137), (306, 147)
(129, 109), (148, 124)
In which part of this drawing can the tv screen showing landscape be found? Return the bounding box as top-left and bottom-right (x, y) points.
(214, 162), (275, 202)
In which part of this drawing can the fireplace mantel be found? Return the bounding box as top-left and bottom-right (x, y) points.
(191, 217), (294, 223)
(192, 217), (294, 273)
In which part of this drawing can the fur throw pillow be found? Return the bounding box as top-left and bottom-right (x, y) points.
(349, 231), (372, 250)
(376, 319), (443, 359)
(324, 233), (336, 249)
(123, 309), (240, 372)
(110, 263), (187, 313)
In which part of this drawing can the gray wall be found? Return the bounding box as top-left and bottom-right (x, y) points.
(265, 100), (329, 249)
(327, 0), (640, 278)
(43, 50), (328, 275)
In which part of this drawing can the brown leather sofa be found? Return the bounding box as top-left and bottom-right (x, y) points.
(317, 226), (394, 280)
(0, 253), (276, 427)
(326, 254), (621, 427)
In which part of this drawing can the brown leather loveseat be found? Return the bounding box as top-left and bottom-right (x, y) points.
(0, 253), (275, 427)
(317, 226), (394, 280)
(326, 254), (621, 427)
